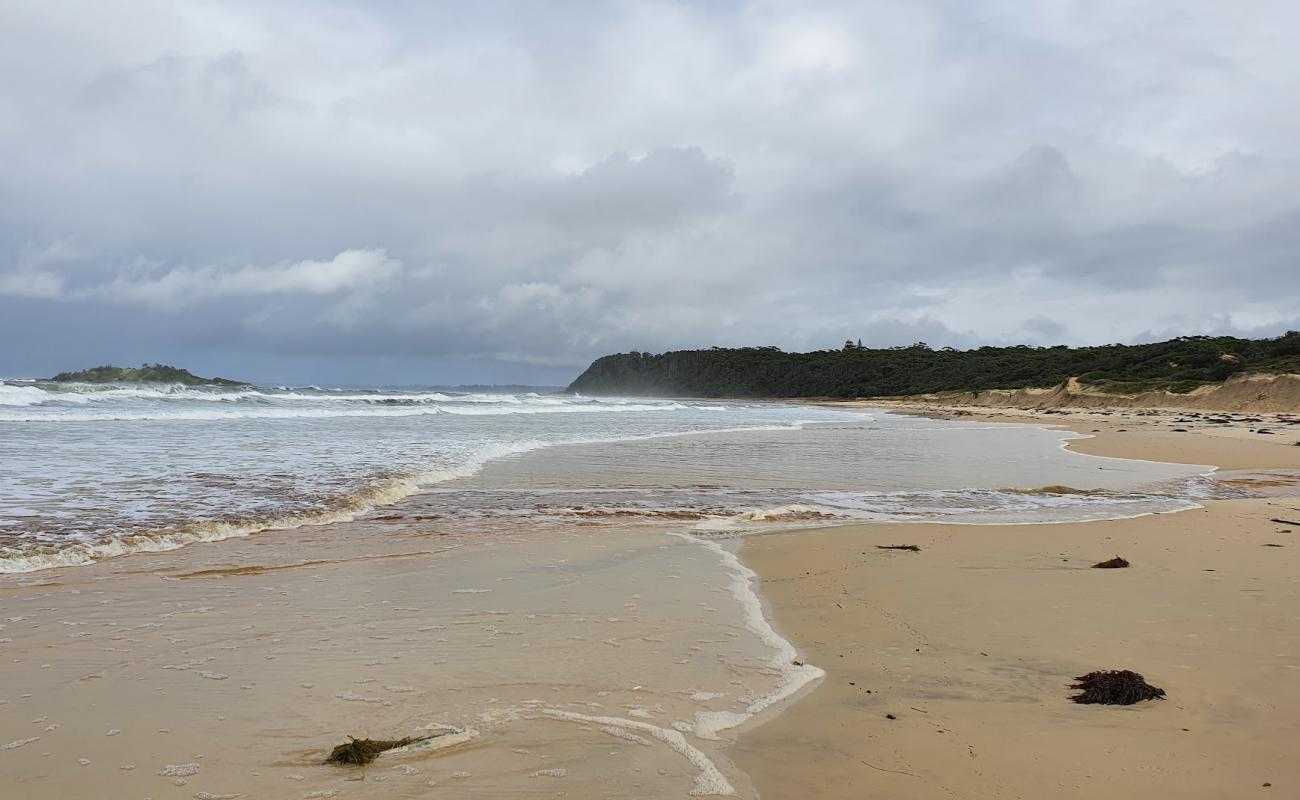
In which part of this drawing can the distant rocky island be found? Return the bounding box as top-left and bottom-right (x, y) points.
(49, 364), (248, 386)
(567, 332), (1300, 399)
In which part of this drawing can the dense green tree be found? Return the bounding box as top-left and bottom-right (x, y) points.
(566, 333), (1300, 398)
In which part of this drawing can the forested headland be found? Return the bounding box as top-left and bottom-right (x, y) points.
(566, 333), (1300, 398)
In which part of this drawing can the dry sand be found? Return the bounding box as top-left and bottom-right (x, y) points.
(896, 372), (1300, 414)
(831, 400), (1300, 471)
(732, 407), (1300, 799)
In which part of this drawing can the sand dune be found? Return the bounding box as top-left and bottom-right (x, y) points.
(901, 372), (1300, 414)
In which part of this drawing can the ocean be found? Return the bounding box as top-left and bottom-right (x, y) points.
(0, 381), (1208, 574)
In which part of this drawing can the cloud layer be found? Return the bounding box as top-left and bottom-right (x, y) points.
(2, 1), (1298, 384)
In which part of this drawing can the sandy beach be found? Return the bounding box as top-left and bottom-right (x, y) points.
(733, 407), (1300, 799)
(2, 402), (1296, 798)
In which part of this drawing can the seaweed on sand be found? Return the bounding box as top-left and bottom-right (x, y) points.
(1069, 670), (1165, 705)
(1092, 556), (1129, 569)
(876, 544), (921, 552)
(326, 735), (432, 765)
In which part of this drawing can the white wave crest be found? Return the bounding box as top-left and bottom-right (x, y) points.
(0, 384), (60, 406)
(0, 439), (546, 573)
(0, 400), (697, 423)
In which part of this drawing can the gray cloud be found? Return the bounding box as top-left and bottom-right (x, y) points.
(2, 0), (1298, 384)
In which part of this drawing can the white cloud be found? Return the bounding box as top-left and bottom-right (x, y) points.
(0, 270), (64, 299)
(1, 1), (1298, 382)
(87, 249), (401, 308)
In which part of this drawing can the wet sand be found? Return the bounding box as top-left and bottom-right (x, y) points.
(732, 407), (1300, 799)
(0, 512), (788, 798)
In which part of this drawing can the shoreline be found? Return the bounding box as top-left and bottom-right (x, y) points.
(731, 403), (1299, 799)
(2, 401), (1294, 798)
(809, 398), (1300, 470)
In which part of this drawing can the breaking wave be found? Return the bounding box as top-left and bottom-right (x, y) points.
(0, 415), (823, 573)
(0, 382), (694, 422)
(0, 439), (548, 573)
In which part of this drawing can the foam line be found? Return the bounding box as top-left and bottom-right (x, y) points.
(675, 533), (825, 739)
(541, 709), (735, 796)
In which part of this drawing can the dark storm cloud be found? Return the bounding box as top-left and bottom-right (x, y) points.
(2, 1), (1298, 383)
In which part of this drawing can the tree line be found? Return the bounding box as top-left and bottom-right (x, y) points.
(565, 332), (1300, 398)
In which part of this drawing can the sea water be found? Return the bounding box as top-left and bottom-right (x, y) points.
(0, 383), (836, 571)
(0, 381), (1207, 573)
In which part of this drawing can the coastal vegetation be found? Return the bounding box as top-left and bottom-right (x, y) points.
(566, 332), (1300, 398)
(49, 364), (247, 386)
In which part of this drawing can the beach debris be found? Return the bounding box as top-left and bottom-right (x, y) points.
(885, 713), (897, 720)
(1092, 556), (1130, 569)
(325, 735), (433, 766)
(1069, 670), (1165, 705)
(876, 544), (921, 552)
(1269, 518), (1300, 526)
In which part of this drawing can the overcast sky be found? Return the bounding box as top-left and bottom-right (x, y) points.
(2, 1), (1298, 385)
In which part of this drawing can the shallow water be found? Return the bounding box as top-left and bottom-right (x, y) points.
(435, 415), (1211, 532)
(0, 384), (1209, 573)
(0, 383), (846, 572)
(0, 520), (793, 798)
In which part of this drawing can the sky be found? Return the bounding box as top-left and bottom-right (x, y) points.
(2, 0), (1298, 386)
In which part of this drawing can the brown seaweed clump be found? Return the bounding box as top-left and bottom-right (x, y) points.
(326, 735), (430, 765)
(1092, 556), (1130, 569)
(876, 544), (921, 552)
(1069, 670), (1165, 705)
